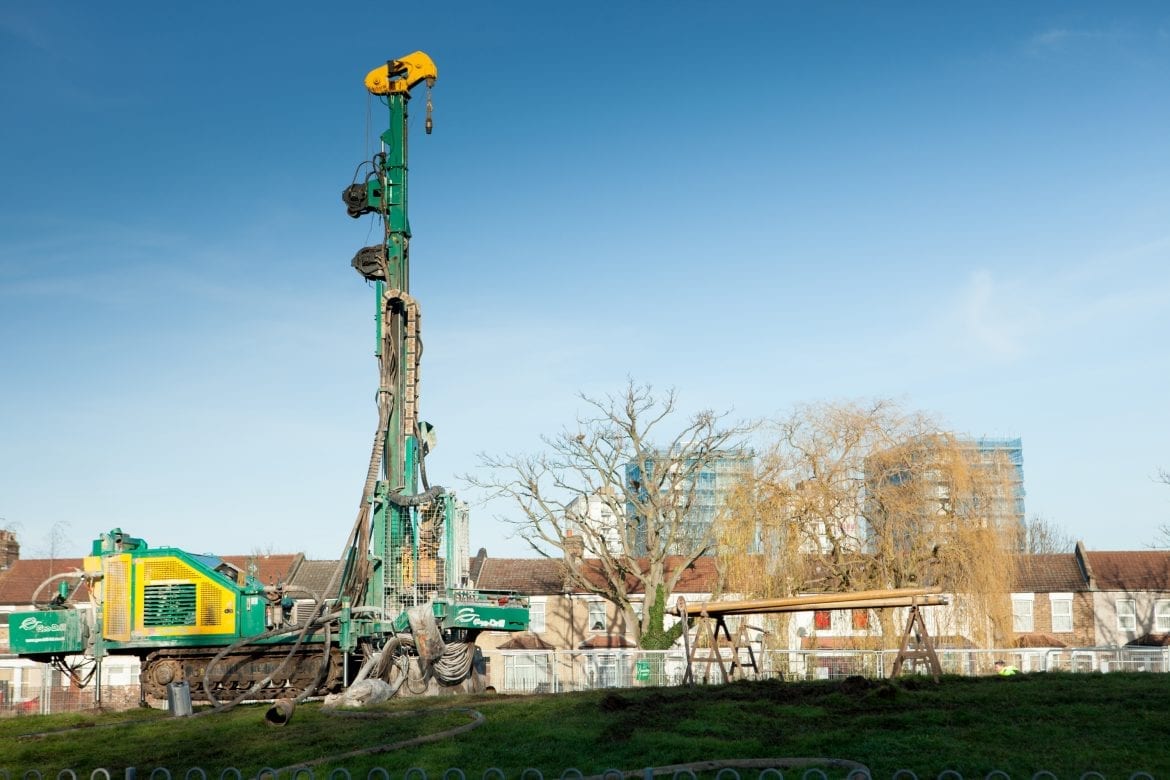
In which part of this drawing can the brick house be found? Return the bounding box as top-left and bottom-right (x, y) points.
(470, 543), (1170, 680)
(472, 554), (718, 690)
(1009, 549), (1097, 648)
(1006, 544), (1170, 648)
(1080, 549), (1170, 646)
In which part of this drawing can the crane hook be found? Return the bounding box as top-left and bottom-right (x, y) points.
(425, 79), (434, 135)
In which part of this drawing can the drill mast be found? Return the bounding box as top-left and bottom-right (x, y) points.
(341, 52), (526, 642)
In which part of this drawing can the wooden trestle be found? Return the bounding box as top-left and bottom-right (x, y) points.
(671, 587), (949, 684)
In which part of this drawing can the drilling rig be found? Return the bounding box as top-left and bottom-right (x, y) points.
(7, 51), (528, 704)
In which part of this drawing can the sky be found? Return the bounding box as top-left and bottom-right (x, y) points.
(1, 2), (1168, 562)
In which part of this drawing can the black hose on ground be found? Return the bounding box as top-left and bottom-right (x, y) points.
(272, 707), (486, 772)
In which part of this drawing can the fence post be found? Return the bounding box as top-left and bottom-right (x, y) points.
(95, 658), (103, 709)
(40, 663), (51, 715)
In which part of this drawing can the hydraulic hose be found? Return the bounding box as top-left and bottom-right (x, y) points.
(30, 571), (84, 606)
(351, 633), (410, 687)
(384, 484), (446, 507)
(432, 641), (475, 686)
(201, 609), (342, 710)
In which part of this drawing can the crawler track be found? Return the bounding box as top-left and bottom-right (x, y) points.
(142, 646), (345, 701)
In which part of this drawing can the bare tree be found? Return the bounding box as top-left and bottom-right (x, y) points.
(717, 400), (1018, 648)
(1020, 514), (1075, 554)
(39, 520), (72, 562)
(1154, 468), (1170, 549)
(468, 381), (753, 647)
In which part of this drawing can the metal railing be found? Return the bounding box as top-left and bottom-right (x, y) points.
(494, 645), (1170, 693)
(0, 764), (1160, 780)
(4, 645), (1170, 714)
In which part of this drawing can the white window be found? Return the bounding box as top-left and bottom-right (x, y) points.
(587, 601), (607, 632)
(1011, 594), (1034, 633)
(102, 660), (134, 687)
(1017, 651), (1041, 673)
(502, 653), (553, 693)
(529, 598), (547, 633)
(1155, 600), (1170, 633)
(591, 654), (624, 688)
(1071, 651), (1096, 673)
(1050, 594), (1073, 633)
(1117, 599), (1136, 632)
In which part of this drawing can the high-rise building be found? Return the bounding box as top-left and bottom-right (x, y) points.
(864, 435), (1025, 548)
(452, 499), (471, 587)
(566, 490), (626, 557)
(965, 437), (1025, 534)
(625, 449), (755, 556)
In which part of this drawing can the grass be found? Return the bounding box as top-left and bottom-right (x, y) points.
(3, 673), (1169, 778)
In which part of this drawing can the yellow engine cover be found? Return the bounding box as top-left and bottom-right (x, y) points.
(132, 556), (237, 637)
(100, 553), (132, 642)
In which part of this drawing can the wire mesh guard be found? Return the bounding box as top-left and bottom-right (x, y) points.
(383, 498), (450, 613)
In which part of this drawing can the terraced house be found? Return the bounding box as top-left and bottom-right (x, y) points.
(468, 543), (1170, 689)
(4, 534), (1170, 707)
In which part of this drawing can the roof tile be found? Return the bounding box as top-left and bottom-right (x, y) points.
(578, 635), (636, 649)
(475, 555), (721, 596)
(1084, 551), (1170, 591)
(284, 560), (342, 598)
(0, 559), (88, 605)
(1012, 554), (1087, 592)
(475, 558), (566, 593)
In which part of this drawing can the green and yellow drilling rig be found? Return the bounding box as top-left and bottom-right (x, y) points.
(8, 51), (528, 705)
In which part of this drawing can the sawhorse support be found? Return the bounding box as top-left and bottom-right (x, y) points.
(678, 597), (759, 685)
(890, 604), (943, 682)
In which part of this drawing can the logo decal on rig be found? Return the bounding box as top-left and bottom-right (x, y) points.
(19, 616), (65, 634)
(453, 607), (505, 629)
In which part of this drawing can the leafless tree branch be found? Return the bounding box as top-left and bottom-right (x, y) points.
(465, 380), (754, 642)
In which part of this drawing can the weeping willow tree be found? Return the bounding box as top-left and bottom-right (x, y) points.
(865, 428), (1019, 646)
(717, 457), (809, 652)
(717, 399), (1018, 649)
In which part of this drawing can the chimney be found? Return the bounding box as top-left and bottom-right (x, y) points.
(1074, 540), (1095, 590)
(0, 529), (19, 571)
(563, 531), (585, 564)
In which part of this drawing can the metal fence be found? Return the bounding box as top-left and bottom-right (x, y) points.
(494, 646), (1170, 693)
(0, 662), (140, 717)
(4, 645), (1170, 714)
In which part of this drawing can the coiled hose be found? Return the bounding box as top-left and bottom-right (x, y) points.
(432, 641), (475, 686)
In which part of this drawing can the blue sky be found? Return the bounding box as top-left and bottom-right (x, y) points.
(1, 2), (1168, 560)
